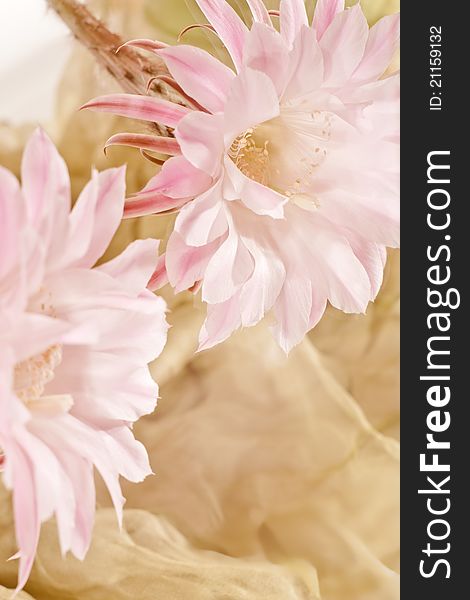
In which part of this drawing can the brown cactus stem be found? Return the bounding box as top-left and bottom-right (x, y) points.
(47, 0), (185, 136)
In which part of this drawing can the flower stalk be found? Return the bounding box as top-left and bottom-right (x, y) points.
(46, 0), (186, 135)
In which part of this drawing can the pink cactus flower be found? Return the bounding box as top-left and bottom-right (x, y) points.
(0, 129), (168, 591)
(84, 0), (400, 352)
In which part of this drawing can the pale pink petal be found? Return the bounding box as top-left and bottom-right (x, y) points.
(315, 137), (400, 246)
(20, 129), (71, 267)
(15, 231), (45, 308)
(39, 416), (126, 528)
(124, 192), (188, 218)
(39, 268), (141, 315)
(304, 214), (372, 313)
(246, 0), (272, 25)
(148, 253), (169, 291)
(21, 128), (70, 226)
(282, 25), (323, 101)
(175, 180), (228, 247)
(7, 313), (75, 362)
(347, 235), (387, 299)
(166, 232), (224, 293)
(238, 238), (286, 327)
(225, 158), (287, 218)
(104, 133), (180, 155)
(312, 0), (345, 40)
(272, 275), (313, 353)
(224, 67), (280, 144)
(338, 72), (399, 107)
(97, 298), (168, 361)
(353, 14), (400, 82)
(64, 456), (95, 560)
(141, 155), (212, 199)
(280, 0), (309, 47)
(243, 23), (290, 96)
(176, 112), (224, 177)
(10, 445), (40, 593)
(319, 187), (400, 248)
(202, 228), (254, 304)
(158, 45), (235, 113)
(67, 167), (126, 269)
(50, 351), (158, 422)
(308, 295), (328, 331)
(194, 0), (248, 71)
(198, 291), (242, 351)
(0, 167), (22, 280)
(16, 426), (77, 556)
(82, 94), (190, 128)
(319, 4), (369, 87)
(104, 426), (154, 483)
(98, 239), (160, 294)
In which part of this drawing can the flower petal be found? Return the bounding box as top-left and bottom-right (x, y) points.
(194, 0), (249, 71)
(246, 0), (272, 25)
(225, 158), (287, 218)
(202, 227), (254, 304)
(166, 231), (223, 293)
(239, 238), (286, 327)
(67, 167), (126, 269)
(312, 0), (345, 40)
(21, 128), (70, 224)
(347, 235), (387, 300)
(224, 67), (280, 144)
(272, 275), (313, 353)
(158, 45), (235, 114)
(7, 313), (76, 362)
(148, 253), (169, 291)
(141, 155), (212, 199)
(320, 187), (400, 247)
(306, 213), (372, 313)
(280, 0), (309, 47)
(176, 112), (224, 177)
(10, 444), (40, 593)
(104, 133), (180, 155)
(283, 25), (324, 101)
(21, 128), (71, 259)
(319, 4), (369, 87)
(124, 193), (188, 218)
(98, 239), (160, 295)
(0, 167), (22, 280)
(243, 24), (290, 96)
(198, 291), (242, 350)
(82, 94), (190, 128)
(175, 180), (228, 247)
(353, 14), (400, 83)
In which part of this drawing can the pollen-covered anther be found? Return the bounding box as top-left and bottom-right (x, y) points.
(14, 345), (63, 404)
(229, 129), (271, 186)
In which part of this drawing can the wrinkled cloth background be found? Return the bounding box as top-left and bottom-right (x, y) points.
(0, 1), (400, 598)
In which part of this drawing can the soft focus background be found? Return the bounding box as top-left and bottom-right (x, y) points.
(0, 1), (400, 598)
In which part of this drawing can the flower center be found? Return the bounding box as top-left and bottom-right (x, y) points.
(229, 129), (271, 186)
(14, 345), (63, 405)
(229, 108), (332, 209)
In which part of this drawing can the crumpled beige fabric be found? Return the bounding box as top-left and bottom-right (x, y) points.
(0, 486), (317, 600)
(0, 587), (33, 600)
(0, 1), (400, 599)
(118, 324), (400, 600)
